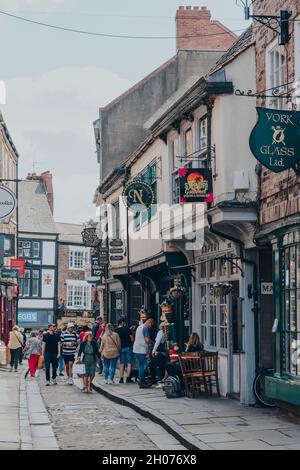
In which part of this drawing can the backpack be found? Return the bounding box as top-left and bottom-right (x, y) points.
(164, 376), (182, 399)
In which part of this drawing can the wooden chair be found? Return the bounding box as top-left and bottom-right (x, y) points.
(179, 354), (202, 398)
(200, 352), (220, 397)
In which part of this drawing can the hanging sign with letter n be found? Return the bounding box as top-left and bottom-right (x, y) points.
(249, 107), (300, 173)
(122, 180), (154, 213)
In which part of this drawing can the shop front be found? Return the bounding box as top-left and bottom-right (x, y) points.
(0, 282), (18, 365)
(265, 226), (300, 412)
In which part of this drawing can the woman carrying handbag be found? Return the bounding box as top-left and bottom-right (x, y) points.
(77, 332), (101, 393)
(99, 324), (121, 385)
(8, 326), (24, 372)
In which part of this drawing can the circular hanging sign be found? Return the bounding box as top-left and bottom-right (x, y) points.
(0, 186), (17, 220)
(122, 180), (154, 213)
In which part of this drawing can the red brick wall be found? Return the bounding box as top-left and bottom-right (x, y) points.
(57, 245), (86, 306)
(176, 6), (237, 51)
(253, 0), (300, 227)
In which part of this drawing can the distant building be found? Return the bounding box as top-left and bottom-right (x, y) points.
(56, 222), (102, 327)
(18, 172), (58, 330)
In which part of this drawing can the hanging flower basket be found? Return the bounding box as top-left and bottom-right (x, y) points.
(169, 285), (186, 300)
(211, 282), (233, 298)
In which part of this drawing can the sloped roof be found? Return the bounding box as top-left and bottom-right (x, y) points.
(209, 26), (254, 75)
(19, 180), (57, 235)
(56, 222), (84, 244)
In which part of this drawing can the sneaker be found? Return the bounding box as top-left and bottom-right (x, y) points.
(119, 377), (124, 384)
(126, 378), (134, 384)
(46, 381), (50, 386)
(59, 372), (64, 376)
(104, 380), (108, 384)
(69, 378), (74, 385)
(52, 380), (58, 385)
(155, 383), (164, 389)
(110, 380), (116, 385)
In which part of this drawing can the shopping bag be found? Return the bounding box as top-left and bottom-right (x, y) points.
(73, 363), (86, 375)
(38, 355), (44, 369)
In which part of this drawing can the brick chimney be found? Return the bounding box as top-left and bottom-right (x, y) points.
(40, 171), (54, 215)
(176, 6), (237, 51)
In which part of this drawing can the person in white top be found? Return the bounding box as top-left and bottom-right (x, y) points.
(133, 318), (154, 387)
(150, 323), (168, 386)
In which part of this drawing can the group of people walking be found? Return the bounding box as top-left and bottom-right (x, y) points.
(8, 312), (204, 394)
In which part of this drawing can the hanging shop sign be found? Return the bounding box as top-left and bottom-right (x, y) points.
(179, 168), (213, 203)
(249, 107), (300, 173)
(122, 180), (154, 212)
(1, 268), (18, 279)
(91, 255), (106, 277)
(0, 186), (17, 220)
(10, 259), (26, 277)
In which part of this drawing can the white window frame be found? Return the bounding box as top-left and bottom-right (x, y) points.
(266, 40), (287, 109)
(69, 247), (90, 270)
(66, 282), (91, 310)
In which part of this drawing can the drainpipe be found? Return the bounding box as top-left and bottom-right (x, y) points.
(207, 215), (259, 374)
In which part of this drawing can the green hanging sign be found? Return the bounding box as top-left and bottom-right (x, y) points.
(249, 107), (300, 173)
(122, 179), (154, 213)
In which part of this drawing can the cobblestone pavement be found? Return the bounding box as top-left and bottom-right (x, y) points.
(38, 375), (184, 450)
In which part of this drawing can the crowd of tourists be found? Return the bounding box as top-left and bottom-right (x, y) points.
(8, 310), (204, 394)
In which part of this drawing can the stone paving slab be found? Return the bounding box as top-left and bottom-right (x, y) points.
(0, 370), (20, 450)
(93, 376), (300, 451)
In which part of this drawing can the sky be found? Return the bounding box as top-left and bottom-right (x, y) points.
(0, 0), (248, 224)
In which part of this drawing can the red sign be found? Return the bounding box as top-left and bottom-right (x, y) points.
(10, 259), (26, 277)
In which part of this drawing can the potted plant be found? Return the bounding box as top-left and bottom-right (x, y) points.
(170, 285), (186, 300)
(211, 282), (233, 298)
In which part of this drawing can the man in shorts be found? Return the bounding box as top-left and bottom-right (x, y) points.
(115, 318), (134, 383)
(60, 323), (79, 385)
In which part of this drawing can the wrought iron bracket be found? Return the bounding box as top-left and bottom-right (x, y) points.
(235, 80), (298, 101)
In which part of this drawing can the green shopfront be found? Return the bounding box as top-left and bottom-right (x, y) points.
(266, 226), (300, 409)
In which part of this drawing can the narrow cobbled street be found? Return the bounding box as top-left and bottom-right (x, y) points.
(38, 375), (183, 451)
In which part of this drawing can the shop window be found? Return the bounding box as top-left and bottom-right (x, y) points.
(209, 287), (217, 347)
(200, 285), (207, 343)
(220, 295), (228, 349)
(209, 259), (216, 278)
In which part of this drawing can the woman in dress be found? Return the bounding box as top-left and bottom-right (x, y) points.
(77, 332), (100, 393)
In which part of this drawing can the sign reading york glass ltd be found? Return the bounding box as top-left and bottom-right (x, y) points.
(122, 180), (154, 212)
(249, 108), (300, 173)
(0, 186), (17, 220)
(179, 168), (213, 203)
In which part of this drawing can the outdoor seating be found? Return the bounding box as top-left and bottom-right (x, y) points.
(179, 352), (220, 398)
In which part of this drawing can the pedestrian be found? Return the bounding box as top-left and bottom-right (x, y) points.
(19, 327), (27, 365)
(150, 323), (168, 386)
(79, 325), (91, 342)
(92, 316), (103, 339)
(133, 318), (154, 388)
(77, 332), (101, 393)
(56, 327), (65, 376)
(8, 326), (24, 372)
(185, 333), (204, 353)
(23, 331), (42, 378)
(60, 323), (79, 385)
(99, 323), (121, 385)
(115, 318), (134, 384)
(42, 324), (61, 386)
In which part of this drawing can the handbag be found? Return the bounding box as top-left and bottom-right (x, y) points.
(38, 355), (44, 369)
(73, 363), (86, 375)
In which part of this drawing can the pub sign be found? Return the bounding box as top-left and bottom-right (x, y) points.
(179, 168), (213, 203)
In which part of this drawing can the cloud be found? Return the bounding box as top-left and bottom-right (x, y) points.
(2, 66), (133, 223)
